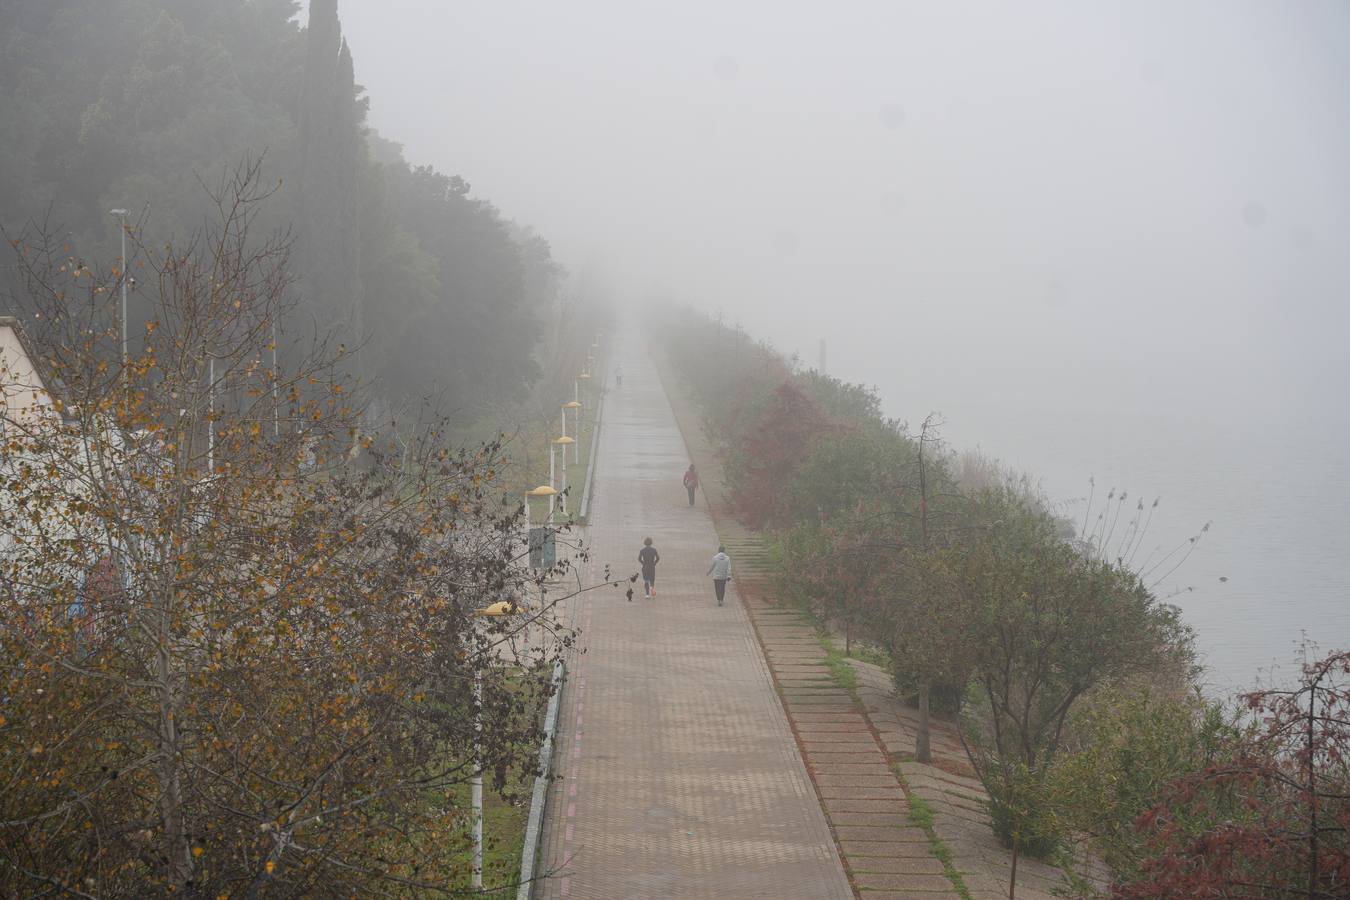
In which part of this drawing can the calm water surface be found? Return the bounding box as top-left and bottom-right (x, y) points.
(935, 398), (1350, 696)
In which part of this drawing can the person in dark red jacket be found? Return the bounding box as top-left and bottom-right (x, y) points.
(682, 464), (699, 507)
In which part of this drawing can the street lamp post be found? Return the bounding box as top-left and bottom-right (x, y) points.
(271, 319), (280, 438)
(471, 666), (484, 891)
(525, 484), (558, 533)
(575, 372), (591, 450)
(468, 600), (525, 892)
(563, 401), (582, 464)
(207, 355), (216, 474)
(553, 436), (574, 515)
(109, 209), (129, 374)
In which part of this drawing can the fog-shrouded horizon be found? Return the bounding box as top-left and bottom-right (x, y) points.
(334, 0), (1350, 690)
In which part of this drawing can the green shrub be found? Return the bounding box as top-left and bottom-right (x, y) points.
(985, 760), (1061, 859)
(1048, 685), (1240, 880)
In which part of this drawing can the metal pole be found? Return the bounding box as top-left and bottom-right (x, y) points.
(119, 218), (128, 372)
(207, 356), (215, 474)
(560, 447), (567, 517)
(472, 669), (484, 891)
(109, 209), (130, 383)
(271, 320), (279, 438)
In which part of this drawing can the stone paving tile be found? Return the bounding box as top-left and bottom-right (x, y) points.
(830, 813), (912, 827)
(849, 855), (947, 874)
(797, 731), (882, 742)
(535, 342), (852, 900)
(815, 777), (907, 790)
(834, 825), (929, 842)
(838, 841), (938, 858)
(824, 798), (909, 814)
(817, 785), (911, 801)
(857, 873), (957, 892)
(813, 766), (896, 777)
(802, 744), (887, 758)
(807, 752), (889, 766)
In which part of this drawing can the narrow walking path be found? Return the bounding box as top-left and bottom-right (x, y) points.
(536, 337), (852, 899)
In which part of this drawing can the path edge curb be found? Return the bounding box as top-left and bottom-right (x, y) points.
(518, 658), (567, 900)
(577, 386), (605, 522)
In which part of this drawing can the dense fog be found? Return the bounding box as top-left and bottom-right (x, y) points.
(343, 0), (1349, 419)
(340, 0), (1350, 683)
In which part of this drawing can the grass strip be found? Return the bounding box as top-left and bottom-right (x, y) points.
(821, 636), (861, 698)
(905, 792), (975, 900)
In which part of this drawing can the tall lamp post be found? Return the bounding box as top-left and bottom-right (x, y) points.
(469, 600), (527, 892)
(553, 435), (574, 515)
(525, 484), (558, 530)
(575, 372), (591, 434)
(109, 209), (129, 372)
(563, 401), (581, 464)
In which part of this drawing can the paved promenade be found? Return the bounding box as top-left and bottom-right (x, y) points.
(536, 339), (852, 899)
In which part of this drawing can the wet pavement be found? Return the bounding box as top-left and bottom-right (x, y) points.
(535, 336), (852, 900)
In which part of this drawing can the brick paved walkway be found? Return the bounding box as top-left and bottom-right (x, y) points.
(535, 339), (853, 899)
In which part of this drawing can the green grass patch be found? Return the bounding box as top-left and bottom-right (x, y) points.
(429, 673), (549, 896)
(846, 641), (890, 670)
(443, 772), (532, 897)
(821, 636), (860, 697)
(906, 792), (974, 900)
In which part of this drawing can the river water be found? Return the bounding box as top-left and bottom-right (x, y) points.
(931, 393), (1350, 697)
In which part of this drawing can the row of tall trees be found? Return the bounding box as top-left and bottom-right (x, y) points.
(0, 169), (577, 895)
(658, 309), (1348, 897)
(0, 0), (559, 418)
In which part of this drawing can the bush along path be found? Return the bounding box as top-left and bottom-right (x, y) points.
(658, 351), (1085, 900)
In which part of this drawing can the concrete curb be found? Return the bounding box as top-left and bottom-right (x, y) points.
(577, 387), (605, 521)
(518, 657), (567, 900)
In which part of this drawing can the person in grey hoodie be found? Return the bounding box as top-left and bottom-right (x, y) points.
(706, 545), (732, 606)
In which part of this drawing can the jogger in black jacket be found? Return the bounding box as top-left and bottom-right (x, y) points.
(638, 537), (660, 598)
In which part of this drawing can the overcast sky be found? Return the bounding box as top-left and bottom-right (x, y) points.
(328, 1), (1349, 681)
(335, 0), (1349, 430)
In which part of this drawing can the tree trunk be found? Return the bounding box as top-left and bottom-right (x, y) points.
(156, 607), (193, 888)
(916, 683), (932, 763)
(1008, 833), (1019, 900)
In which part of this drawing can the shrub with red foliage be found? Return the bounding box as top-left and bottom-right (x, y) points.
(726, 381), (831, 529)
(1115, 650), (1350, 899)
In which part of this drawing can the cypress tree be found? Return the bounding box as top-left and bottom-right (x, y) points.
(298, 0), (363, 350)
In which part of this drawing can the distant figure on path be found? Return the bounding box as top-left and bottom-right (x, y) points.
(683, 464), (700, 506)
(638, 537), (660, 598)
(707, 545), (732, 606)
(615, 366), (623, 389)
